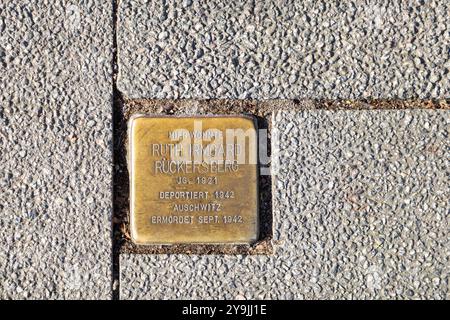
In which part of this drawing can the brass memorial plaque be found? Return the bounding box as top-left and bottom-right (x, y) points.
(129, 115), (259, 244)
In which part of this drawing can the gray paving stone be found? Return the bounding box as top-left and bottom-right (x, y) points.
(120, 109), (449, 299)
(0, 1), (113, 299)
(117, 0), (449, 99)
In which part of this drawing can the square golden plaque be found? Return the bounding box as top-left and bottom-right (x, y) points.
(129, 115), (259, 244)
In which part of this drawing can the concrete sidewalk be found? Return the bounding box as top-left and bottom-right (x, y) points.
(118, 0), (449, 99)
(0, 1), (113, 299)
(0, 0), (449, 299)
(120, 109), (449, 300)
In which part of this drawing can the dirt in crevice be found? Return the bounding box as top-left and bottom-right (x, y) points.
(114, 99), (276, 256)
